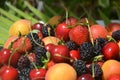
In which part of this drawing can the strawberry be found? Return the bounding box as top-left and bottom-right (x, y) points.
(69, 25), (89, 45)
(12, 37), (32, 54)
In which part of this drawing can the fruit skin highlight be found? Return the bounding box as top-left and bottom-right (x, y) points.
(102, 60), (120, 80)
(9, 19), (31, 36)
(45, 63), (77, 80)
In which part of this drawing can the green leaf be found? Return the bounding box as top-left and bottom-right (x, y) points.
(6, 2), (38, 24)
(98, 0), (110, 8)
(113, 2), (120, 20)
(0, 8), (20, 21)
(98, 9), (110, 25)
(0, 16), (13, 26)
(24, 1), (49, 22)
(44, 4), (58, 16)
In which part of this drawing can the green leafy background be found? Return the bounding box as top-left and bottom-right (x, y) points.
(0, 0), (120, 46)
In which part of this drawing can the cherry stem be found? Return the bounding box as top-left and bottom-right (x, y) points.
(65, 8), (68, 24)
(85, 18), (94, 46)
(54, 53), (73, 61)
(92, 63), (95, 78)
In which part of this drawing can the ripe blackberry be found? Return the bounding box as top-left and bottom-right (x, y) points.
(112, 30), (120, 41)
(27, 32), (42, 48)
(34, 46), (47, 67)
(73, 60), (88, 76)
(80, 42), (94, 61)
(18, 68), (31, 80)
(17, 55), (30, 70)
(65, 40), (78, 50)
(94, 38), (107, 47)
(42, 24), (54, 37)
(89, 63), (103, 79)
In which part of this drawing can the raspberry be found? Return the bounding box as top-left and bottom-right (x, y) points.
(73, 60), (88, 76)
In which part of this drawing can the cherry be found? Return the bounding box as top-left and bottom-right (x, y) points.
(77, 74), (94, 80)
(29, 68), (47, 80)
(69, 50), (80, 60)
(55, 23), (71, 41)
(0, 48), (11, 65)
(32, 23), (43, 31)
(51, 45), (69, 63)
(0, 65), (18, 80)
(10, 52), (21, 67)
(102, 42), (119, 60)
(45, 43), (55, 53)
(107, 74), (120, 80)
(62, 16), (78, 26)
(47, 60), (55, 69)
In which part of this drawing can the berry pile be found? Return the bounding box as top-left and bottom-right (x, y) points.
(0, 17), (120, 80)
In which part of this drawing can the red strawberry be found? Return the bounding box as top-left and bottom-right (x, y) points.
(90, 24), (109, 40)
(12, 37), (32, 54)
(69, 25), (89, 45)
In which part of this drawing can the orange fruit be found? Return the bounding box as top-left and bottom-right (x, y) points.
(102, 59), (120, 80)
(45, 63), (77, 80)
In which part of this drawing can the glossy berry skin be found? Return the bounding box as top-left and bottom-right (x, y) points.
(47, 60), (55, 69)
(102, 42), (119, 60)
(0, 65), (18, 80)
(32, 23), (43, 31)
(77, 74), (94, 80)
(55, 23), (71, 41)
(45, 43), (55, 53)
(29, 68), (47, 80)
(70, 50), (80, 60)
(51, 45), (69, 63)
(107, 74), (120, 80)
(0, 48), (11, 65)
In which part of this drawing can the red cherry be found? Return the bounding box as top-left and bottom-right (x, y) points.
(69, 50), (80, 60)
(55, 23), (71, 41)
(0, 65), (18, 80)
(107, 74), (120, 80)
(32, 23), (43, 31)
(62, 17), (78, 26)
(0, 48), (11, 65)
(102, 42), (119, 60)
(10, 52), (21, 67)
(29, 68), (47, 80)
(45, 43), (55, 53)
(77, 73), (94, 80)
(51, 45), (69, 63)
(47, 60), (55, 69)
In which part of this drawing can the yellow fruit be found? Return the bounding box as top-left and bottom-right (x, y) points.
(45, 63), (77, 80)
(9, 19), (31, 36)
(102, 59), (120, 80)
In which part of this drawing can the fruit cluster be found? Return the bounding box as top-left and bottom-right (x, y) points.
(0, 17), (120, 80)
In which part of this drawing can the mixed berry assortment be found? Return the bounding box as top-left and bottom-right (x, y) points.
(0, 17), (120, 80)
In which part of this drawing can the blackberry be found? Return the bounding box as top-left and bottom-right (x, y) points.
(34, 46), (47, 67)
(65, 40), (78, 50)
(89, 63), (103, 79)
(80, 42), (94, 61)
(73, 60), (88, 76)
(18, 68), (31, 80)
(94, 38), (107, 47)
(27, 32), (42, 48)
(17, 55), (30, 70)
(112, 30), (120, 41)
(42, 24), (54, 37)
